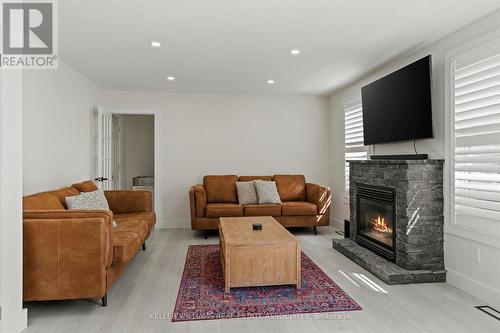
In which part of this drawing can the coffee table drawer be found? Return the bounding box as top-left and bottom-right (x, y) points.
(228, 244), (299, 287)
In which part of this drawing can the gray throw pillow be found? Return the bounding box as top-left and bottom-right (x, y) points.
(236, 181), (258, 205)
(66, 189), (117, 227)
(254, 180), (281, 204)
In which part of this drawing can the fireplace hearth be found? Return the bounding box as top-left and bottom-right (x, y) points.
(356, 184), (395, 261)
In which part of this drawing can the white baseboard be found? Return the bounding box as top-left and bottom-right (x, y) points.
(156, 218), (345, 231)
(1, 308), (27, 333)
(155, 219), (190, 229)
(447, 268), (500, 309)
(330, 217), (344, 230)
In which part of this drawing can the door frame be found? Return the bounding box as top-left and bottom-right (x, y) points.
(111, 115), (123, 190)
(97, 107), (113, 190)
(97, 107), (161, 224)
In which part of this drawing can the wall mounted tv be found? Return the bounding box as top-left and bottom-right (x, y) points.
(361, 55), (433, 146)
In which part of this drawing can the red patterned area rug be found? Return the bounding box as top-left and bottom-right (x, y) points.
(172, 245), (362, 322)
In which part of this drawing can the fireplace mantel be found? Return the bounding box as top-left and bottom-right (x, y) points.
(333, 158), (446, 284)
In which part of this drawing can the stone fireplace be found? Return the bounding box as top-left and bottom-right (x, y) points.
(333, 159), (446, 284)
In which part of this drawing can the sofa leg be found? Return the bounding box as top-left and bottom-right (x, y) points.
(313, 226), (317, 235)
(204, 231), (208, 239)
(102, 294), (107, 307)
(142, 242), (146, 251)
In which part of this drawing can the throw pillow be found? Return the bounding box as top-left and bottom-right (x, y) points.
(66, 189), (117, 227)
(254, 180), (281, 204)
(236, 181), (258, 205)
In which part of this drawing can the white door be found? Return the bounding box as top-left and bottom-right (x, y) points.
(97, 107), (113, 190)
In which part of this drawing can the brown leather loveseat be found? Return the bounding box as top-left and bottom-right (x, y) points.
(23, 180), (155, 306)
(189, 175), (330, 234)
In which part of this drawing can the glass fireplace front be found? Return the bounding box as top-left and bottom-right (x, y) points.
(356, 183), (396, 260)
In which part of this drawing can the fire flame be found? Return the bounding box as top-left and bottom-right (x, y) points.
(372, 216), (392, 233)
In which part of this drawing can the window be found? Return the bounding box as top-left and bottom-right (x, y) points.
(450, 41), (500, 232)
(344, 102), (369, 192)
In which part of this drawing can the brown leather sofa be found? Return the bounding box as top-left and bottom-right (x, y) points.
(23, 180), (155, 306)
(189, 175), (330, 233)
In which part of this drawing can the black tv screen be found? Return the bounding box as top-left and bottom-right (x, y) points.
(361, 55), (433, 145)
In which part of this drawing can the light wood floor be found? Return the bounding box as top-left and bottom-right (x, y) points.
(24, 226), (499, 333)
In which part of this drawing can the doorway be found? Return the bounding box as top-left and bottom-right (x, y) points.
(96, 107), (159, 211)
(112, 114), (154, 191)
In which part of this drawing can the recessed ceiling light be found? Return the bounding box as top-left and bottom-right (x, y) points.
(290, 49), (300, 55)
(167, 76), (175, 81)
(151, 41), (161, 47)
(267, 79), (275, 84)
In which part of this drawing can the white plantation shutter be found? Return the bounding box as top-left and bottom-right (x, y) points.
(345, 102), (368, 192)
(451, 42), (500, 231)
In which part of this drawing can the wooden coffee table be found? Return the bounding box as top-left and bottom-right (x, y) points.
(219, 216), (301, 293)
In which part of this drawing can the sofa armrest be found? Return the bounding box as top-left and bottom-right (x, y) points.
(306, 183), (331, 215)
(189, 186), (196, 225)
(193, 184), (207, 218)
(23, 217), (110, 301)
(23, 209), (113, 268)
(104, 190), (152, 214)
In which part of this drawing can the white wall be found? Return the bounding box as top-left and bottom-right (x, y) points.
(0, 71), (27, 332)
(120, 115), (154, 189)
(329, 11), (500, 308)
(97, 91), (330, 229)
(23, 60), (98, 194)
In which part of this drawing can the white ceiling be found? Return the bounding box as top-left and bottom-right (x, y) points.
(60, 0), (500, 95)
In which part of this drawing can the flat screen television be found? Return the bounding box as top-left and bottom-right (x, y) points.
(361, 55), (433, 146)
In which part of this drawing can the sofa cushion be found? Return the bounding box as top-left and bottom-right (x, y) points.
(236, 181), (258, 205)
(23, 191), (66, 210)
(114, 212), (156, 233)
(104, 190), (153, 214)
(281, 201), (317, 216)
(273, 175), (306, 201)
(203, 175), (238, 203)
(238, 176), (272, 182)
(254, 180), (281, 204)
(71, 180), (98, 193)
(111, 230), (141, 264)
(65, 189), (117, 227)
(113, 219), (149, 244)
(243, 204), (281, 216)
(205, 203), (243, 218)
(51, 187), (80, 208)
(65, 189), (109, 210)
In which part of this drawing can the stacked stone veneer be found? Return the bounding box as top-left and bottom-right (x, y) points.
(349, 160), (444, 271)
